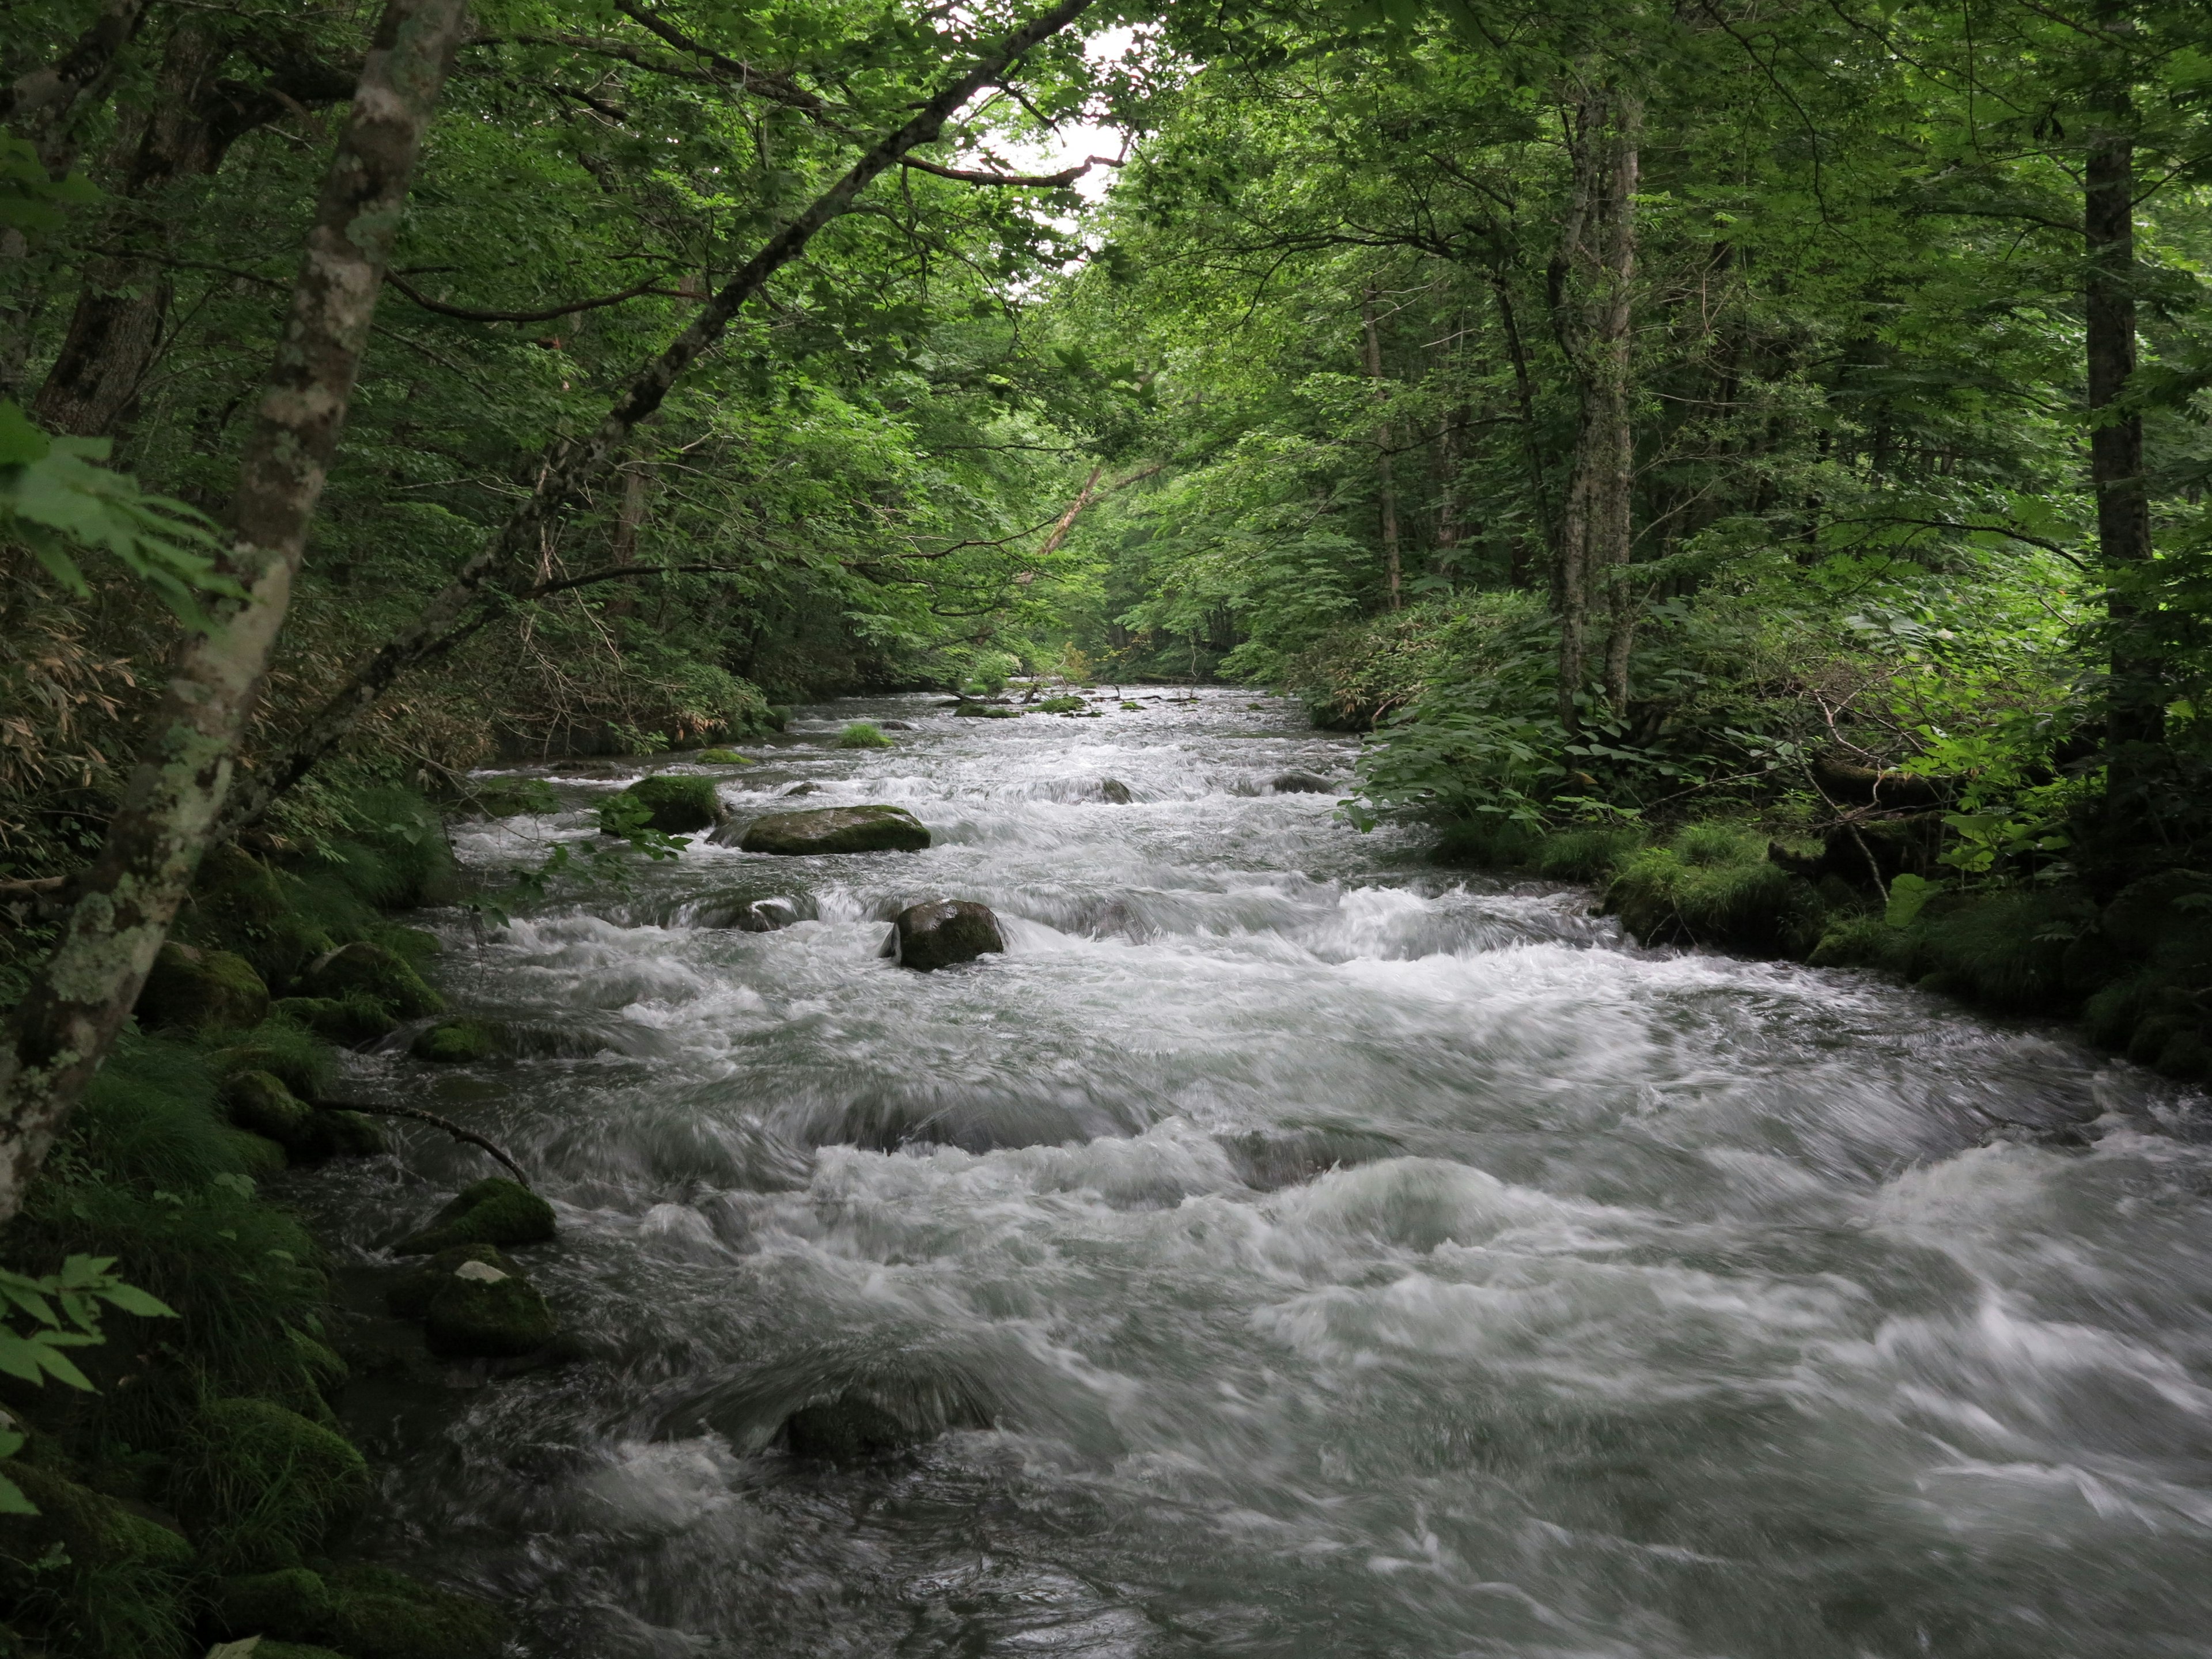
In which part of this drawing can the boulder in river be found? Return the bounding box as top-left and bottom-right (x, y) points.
(882, 900), (1005, 971)
(1099, 778), (1133, 804)
(411, 1016), (502, 1063)
(1269, 771), (1336, 794)
(600, 772), (722, 834)
(741, 804), (929, 855)
(878, 719), (915, 730)
(389, 1244), (556, 1359)
(396, 1177), (555, 1255)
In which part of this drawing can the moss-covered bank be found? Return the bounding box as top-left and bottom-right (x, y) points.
(1437, 815), (2212, 1086)
(0, 789), (512, 1658)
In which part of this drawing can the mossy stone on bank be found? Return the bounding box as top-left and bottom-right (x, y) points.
(740, 804), (930, 855)
(601, 772), (722, 833)
(222, 1069), (316, 1149)
(297, 942), (442, 1018)
(210, 1566), (336, 1640)
(134, 941), (269, 1032)
(388, 1243), (556, 1358)
(168, 1398), (367, 1570)
(1605, 828), (1826, 959)
(0, 1462), (192, 1659)
(273, 993), (401, 1044)
(212, 1015), (336, 1103)
(396, 1177), (555, 1255)
(411, 1017), (501, 1063)
(325, 1563), (508, 1659)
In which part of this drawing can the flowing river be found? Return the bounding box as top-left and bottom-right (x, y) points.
(306, 690), (2212, 1659)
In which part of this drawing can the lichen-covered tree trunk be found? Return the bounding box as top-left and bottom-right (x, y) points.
(0, 0), (470, 1226)
(216, 0), (1099, 836)
(1547, 72), (1640, 727)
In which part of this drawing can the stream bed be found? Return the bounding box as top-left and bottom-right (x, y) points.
(306, 690), (2212, 1658)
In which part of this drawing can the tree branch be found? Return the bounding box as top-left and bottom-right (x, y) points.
(387, 271), (685, 323)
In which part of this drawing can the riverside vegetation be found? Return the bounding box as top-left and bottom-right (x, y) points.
(3, 0), (2212, 1652)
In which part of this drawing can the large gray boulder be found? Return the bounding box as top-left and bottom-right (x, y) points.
(883, 900), (1004, 971)
(740, 804), (929, 855)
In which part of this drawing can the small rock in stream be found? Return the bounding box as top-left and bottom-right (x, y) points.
(882, 900), (1004, 970)
(1269, 771), (1336, 794)
(396, 1177), (555, 1255)
(387, 1244), (558, 1359)
(1099, 778), (1133, 804)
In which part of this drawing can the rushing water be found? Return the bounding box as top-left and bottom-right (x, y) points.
(309, 690), (2212, 1659)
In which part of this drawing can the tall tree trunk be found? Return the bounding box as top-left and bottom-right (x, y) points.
(1361, 284), (1403, 611)
(603, 458), (652, 619)
(2085, 20), (2159, 783)
(1488, 268), (1551, 586)
(217, 0), (1100, 837)
(1546, 72), (1640, 725)
(0, 0), (469, 1227)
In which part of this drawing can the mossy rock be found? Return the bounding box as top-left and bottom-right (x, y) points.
(600, 773), (722, 834)
(168, 1399), (368, 1570)
(222, 1069), (316, 1149)
(1533, 825), (1645, 882)
(952, 703), (1022, 719)
(695, 748), (753, 765)
(739, 804), (930, 855)
(272, 994), (400, 1044)
(1035, 695), (1085, 714)
(396, 1177), (555, 1255)
(888, 900), (1005, 971)
(255, 1645), (354, 1659)
(317, 1109), (390, 1157)
(0, 1462), (192, 1571)
(210, 1566), (336, 1640)
(297, 942), (443, 1018)
(423, 1263), (556, 1359)
(1808, 915), (1906, 971)
(459, 777), (558, 818)
(1899, 891), (2091, 1015)
(134, 941), (270, 1033)
(213, 1016), (336, 1103)
(224, 1127), (291, 1176)
(388, 1244), (521, 1319)
(410, 1018), (501, 1064)
(838, 722), (893, 749)
(324, 1563), (507, 1659)
(1605, 829), (1825, 959)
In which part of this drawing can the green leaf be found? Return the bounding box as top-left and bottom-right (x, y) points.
(94, 1284), (179, 1319)
(1885, 873), (1934, 928)
(0, 399), (51, 465)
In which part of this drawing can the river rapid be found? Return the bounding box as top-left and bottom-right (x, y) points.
(308, 690), (2212, 1659)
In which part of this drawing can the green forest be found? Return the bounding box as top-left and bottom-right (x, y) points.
(3, 0), (2212, 1651)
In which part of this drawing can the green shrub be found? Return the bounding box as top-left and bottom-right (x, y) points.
(1533, 825), (1645, 881)
(294, 942), (441, 1019)
(1898, 891), (2093, 1014)
(0, 1463), (192, 1659)
(1808, 914), (1907, 971)
(838, 721), (893, 748)
(1430, 816), (1544, 869)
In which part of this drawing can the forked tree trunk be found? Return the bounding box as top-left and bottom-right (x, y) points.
(0, 0), (470, 1226)
(216, 0), (1099, 836)
(1547, 72), (1640, 727)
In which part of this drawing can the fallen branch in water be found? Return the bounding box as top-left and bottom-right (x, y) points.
(332, 1102), (531, 1187)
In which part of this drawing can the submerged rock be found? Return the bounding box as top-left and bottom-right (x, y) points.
(878, 719), (915, 730)
(884, 900), (1004, 971)
(1269, 771), (1335, 794)
(396, 1177), (555, 1255)
(135, 941), (269, 1032)
(1220, 1126), (1402, 1191)
(741, 804), (929, 855)
(1099, 778), (1133, 804)
(781, 781), (821, 797)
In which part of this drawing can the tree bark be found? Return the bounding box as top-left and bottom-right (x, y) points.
(1546, 72), (1639, 726)
(1361, 285), (1403, 610)
(0, 0), (469, 1227)
(217, 0), (1099, 836)
(2085, 29), (2159, 773)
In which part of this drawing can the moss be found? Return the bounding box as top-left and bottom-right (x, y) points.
(221, 1070), (316, 1150)
(1897, 891), (2092, 1015)
(1605, 829), (1825, 959)
(423, 1267), (556, 1359)
(695, 748), (753, 765)
(70, 1033), (245, 1192)
(209, 1567), (337, 1640)
(387, 1244), (520, 1320)
(271, 993), (400, 1044)
(256, 1645), (353, 1659)
(0, 1463), (191, 1659)
(296, 942), (442, 1019)
(1808, 914), (1907, 971)
(1533, 825), (1645, 882)
(457, 777), (558, 817)
(410, 1018), (499, 1063)
(395, 1178), (556, 1255)
(324, 1563), (507, 1659)
(167, 1399), (367, 1571)
(837, 721), (894, 748)
(1035, 696), (1086, 714)
(211, 1017), (335, 1104)
(952, 703), (1021, 718)
(600, 773), (721, 834)
(133, 942), (269, 1033)
(739, 804), (930, 855)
